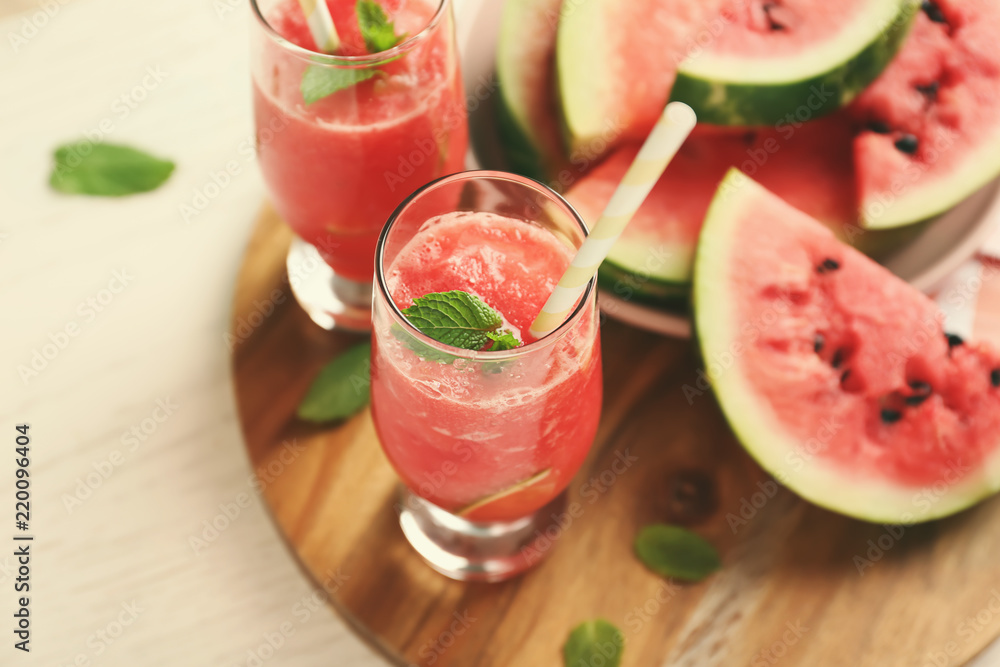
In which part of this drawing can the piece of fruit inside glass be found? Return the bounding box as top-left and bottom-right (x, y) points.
(249, 0), (468, 330)
(371, 171), (603, 582)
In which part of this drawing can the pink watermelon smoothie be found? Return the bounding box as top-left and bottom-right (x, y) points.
(252, 0), (467, 282)
(371, 212), (603, 522)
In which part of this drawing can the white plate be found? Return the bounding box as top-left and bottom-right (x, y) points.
(455, 0), (1000, 339)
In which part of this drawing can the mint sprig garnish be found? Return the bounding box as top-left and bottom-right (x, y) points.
(49, 142), (174, 196)
(633, 524), (721, 582)
(300, 0), (407, 105)
(563, 620), (624, 667)
(402, 291), (523, 352)
(486, 331), (521, 351)
(357, 0), (407, 53)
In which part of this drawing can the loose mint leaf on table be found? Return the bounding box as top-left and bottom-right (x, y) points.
(297, 342), (372, 423)
(634, 524), (721, 582)
(49, 142), (174, 196)
(357, 0), (407, 53)
(301, 66), (378, 105)
(563, 619), (624, 667)
(402, 291), (522, 351)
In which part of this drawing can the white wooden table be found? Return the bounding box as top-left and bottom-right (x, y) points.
(2, 0), (999, 664)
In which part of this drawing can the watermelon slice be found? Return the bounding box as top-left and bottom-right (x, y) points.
(849, 0), (1000, 228)
(671, 0), (918, 126)
(693, 170), (1000, 523)
(567, 115), (868, 305)
(556, 0), (728, 159)
(495, 0), (568, 183)
(556, 0), (914, 160)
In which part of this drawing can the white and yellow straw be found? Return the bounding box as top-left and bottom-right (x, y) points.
(298, 0), (341, 53)
(530, 102), (698, 339)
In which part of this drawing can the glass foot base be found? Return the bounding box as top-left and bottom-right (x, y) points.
(286, 237), (372, 331)
(397, 488), (567, 582)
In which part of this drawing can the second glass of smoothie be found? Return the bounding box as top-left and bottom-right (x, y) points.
(250, 0), (468, 330)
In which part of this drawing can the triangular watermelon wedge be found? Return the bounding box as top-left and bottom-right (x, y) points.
(849, 0), (1000, 228)
(694, 170), (1000, 523)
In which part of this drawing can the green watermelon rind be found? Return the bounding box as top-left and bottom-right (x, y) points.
(671, 0), (919, 127)
(861, 137), (1000, 229)
(554, 0), (611, 159)
(495, 86), (550, 184)
(693, 169), (1000, 524)
(597, 235), (693, 309)
(495, 0), (563, 184)
(597, 261), (690, 311)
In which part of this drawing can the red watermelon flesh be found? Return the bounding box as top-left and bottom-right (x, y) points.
(696, 173), (1000, 522)
(564, 0), (730, 150)
(850, 0), (1000, 227)
(568, 115), (859, 286)
(604, 2), (722, 144)
(732, 199), (1000, 487)
(703, 0), (869, 58)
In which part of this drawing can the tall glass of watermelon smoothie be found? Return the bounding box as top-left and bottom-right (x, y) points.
(371, 172), (603, 582)
(250, 0), (467, 330)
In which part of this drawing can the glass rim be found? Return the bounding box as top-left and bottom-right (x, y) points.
(375, 170), (597, 361)
(249, 0), (452, 67)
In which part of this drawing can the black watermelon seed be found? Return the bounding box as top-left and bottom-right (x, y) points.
(895, 134), (919, 155)
(841, 370), (852, 383)
(867, 121), (891, 135)
(945, 333), (965, 348)
(814, 334), (825, 354)
(916, 82), (940, 99)
(905, 394), (930, 407)
(818, 258), (841, 273)
(763, 3), (786, 30)
(922, 0), (946, 23)
(909, 380), (932, 395)
(881, 409), (903, 424)
(832, 349), (844, 369)
(991, 369), (1000, 387)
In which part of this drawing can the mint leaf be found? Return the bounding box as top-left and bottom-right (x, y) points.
(486, 330), (521, 351)
(634, 525), (721, 582)
(563, 620), (624, 667)
(357, 0), (406, 53)
(50, 142), (174, 196)
(403, 291), (519, 351)
(297, 342), (371, 422)
(299, 1), (404, 105)
(301, 66), (378, 105)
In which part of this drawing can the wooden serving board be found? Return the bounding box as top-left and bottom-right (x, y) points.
(231, 206), (1000, 667)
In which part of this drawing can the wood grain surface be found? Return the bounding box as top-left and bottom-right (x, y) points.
(232, 205), (1000, 667)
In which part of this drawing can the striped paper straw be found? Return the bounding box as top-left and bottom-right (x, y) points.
(298, 0), (341, 53)
(530, 102), (698, 338)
